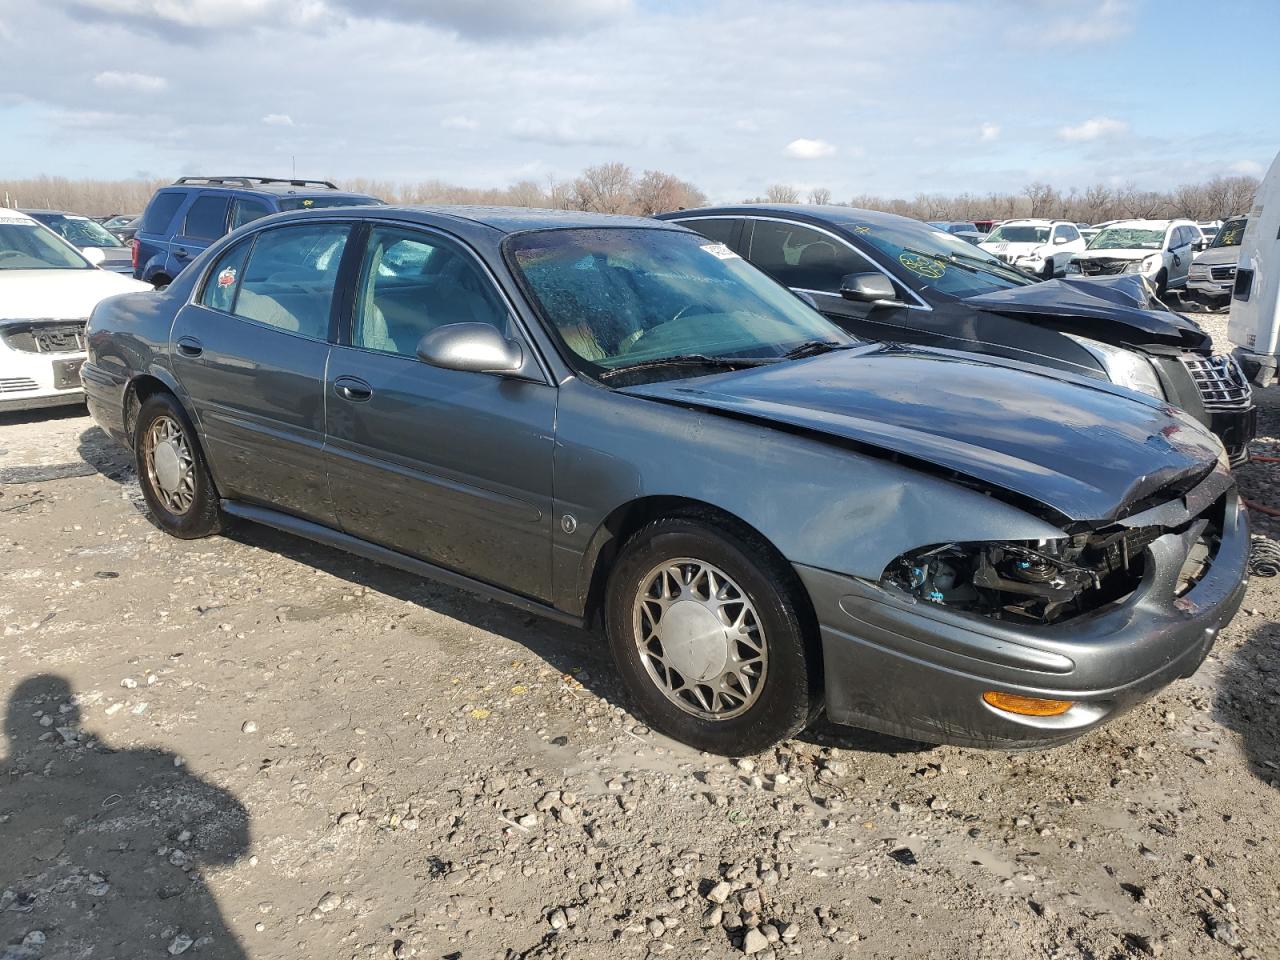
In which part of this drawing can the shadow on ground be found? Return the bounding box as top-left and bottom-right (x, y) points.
(0, 675), (250, 959)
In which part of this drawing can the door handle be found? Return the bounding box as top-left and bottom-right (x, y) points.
(333, 376), (373, 402)
(174, 248), (189, 260)
(176, 336), (203, 358)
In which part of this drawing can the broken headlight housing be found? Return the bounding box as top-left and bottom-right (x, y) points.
(882, 529), (1161, 625)
(1063, 333), (1165, 400)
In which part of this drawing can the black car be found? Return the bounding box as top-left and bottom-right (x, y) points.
(658, 205), (1257, 463)
(81, 205), (1246, 755)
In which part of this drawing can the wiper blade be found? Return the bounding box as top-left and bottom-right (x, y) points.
(781, 339), (854, 360)
(597, 354), (774, 381)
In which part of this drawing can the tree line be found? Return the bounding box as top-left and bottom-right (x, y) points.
(0, 166), (1258, 225)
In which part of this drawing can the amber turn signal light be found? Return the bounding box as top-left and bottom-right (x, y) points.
(982, 691), (1074, 717)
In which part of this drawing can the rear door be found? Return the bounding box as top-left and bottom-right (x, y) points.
(169, 220), (354, 526)
(323, 222), (557, 601)
(135, 190), (186, 281)
(166, 193), (230, 276)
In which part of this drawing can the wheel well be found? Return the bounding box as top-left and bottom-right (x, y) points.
(581, 496), (816, 635)
(123, 375), (173, 444)
(150, 273), (172, 289)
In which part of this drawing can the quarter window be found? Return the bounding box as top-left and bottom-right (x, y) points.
(181, 196), (230, 241)
(200, 239), (251, 313)
(351, 226), (508, 358)
(233, 223), (350, 339)
(745, 220), (864, 293)
(230, 199), (272, 231)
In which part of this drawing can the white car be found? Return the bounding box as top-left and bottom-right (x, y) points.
(977, 219), (1087, 279)
(1066, 219), (1203, 296)
(0, 209), (151, 412)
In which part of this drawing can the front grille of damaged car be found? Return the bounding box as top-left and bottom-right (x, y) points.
(882, 495), (1228, 626)
(1180, 354), (1252, 411)
(1, 320), (88, 354)
(1076, 258), (1130, 276)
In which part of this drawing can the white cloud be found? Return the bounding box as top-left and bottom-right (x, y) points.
(92, 70), (167, 92)
(979, 122), (1000, 142)
(784, 138), (836, 160)
(1009, 0), (1136, 47)
(734, 118), (759, 133)
(1230, 159), (1265, 177)
(509, 116), (624, 147)
(332, 0), (633, 38)
(1057, 117), (1129, 142)
(69, 0), (326, 37)
(261, 113), (294, 126)
(441, 115), (478, 131)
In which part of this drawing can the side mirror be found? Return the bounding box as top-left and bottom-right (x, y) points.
(839, 272), (897, 303)
(416, 322), (524, 375)
(82, 247), (106, 266)
(1053, 236), (1069, 245)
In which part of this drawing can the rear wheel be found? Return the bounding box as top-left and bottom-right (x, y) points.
(150, 273), (172, 290)
(604, 517), (819, 755)
(1041, 258), (1055, 280)
(1154, 269), (1169, 299)
(133, 392), (221, 539)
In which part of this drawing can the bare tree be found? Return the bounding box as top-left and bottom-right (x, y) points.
(572, 162), (635, 214)
(763, 184), (800, 203)
(807, 187), (832, 205)
(632, 170), (705, 215)
(1022, 182), (1060, 218)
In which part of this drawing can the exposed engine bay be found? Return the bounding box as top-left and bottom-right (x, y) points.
(883, 500), (1224, 625)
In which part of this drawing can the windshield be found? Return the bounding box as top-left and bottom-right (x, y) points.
(0, 219), (90, 270)
(984, 224), (1049, 244)
(41, 214), (123, 248)
(1212, 219), (1246, 249)
(507, 227), (852, 382)
(276, 195), (383, 211)
(1087, 227), (1165, 250)
(849, 220), (1034, 297)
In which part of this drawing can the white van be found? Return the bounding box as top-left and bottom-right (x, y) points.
(1228, 150), (1280, 385)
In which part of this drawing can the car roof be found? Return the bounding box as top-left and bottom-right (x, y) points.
(158, 181), (373, 199)
(657, 203), (921, 231)
(1102, 219), (1179, 229)
(280, 204), (675, 235)
(16, 208), (76, 217)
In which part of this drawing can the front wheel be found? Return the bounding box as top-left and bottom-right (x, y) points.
(1041, 258), (1055, 280)
(133, 392), (222, 539)
(1154, 269), (1169, 299)
(604, 517), (820, 755)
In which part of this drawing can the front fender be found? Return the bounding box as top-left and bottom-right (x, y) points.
(552, 379), (1065, 616)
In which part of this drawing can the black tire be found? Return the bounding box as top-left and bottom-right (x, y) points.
(133, 392), (221, 539)
(1041, 258), (1054, 280)
(150, 274), (172, 290)
(1154, 269), (1168, 299)
(604, 516), (820, 755)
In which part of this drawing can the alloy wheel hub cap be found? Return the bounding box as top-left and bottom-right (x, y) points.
(152, 440), (182, 494)
(656, 600), (731, 682)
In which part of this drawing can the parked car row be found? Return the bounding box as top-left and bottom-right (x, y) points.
(77, 203), (1249, 756)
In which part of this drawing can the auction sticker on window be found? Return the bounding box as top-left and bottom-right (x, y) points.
(899, 252), (945, 279)
(216, 267), (238, 287)
(701, 242), (740, 260)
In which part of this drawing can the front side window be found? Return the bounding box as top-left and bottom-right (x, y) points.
(230, 199), (272, 231)
(0, 218), (89, 270)
(200, 239), (252, 313)
(233, 223), (350, 339)
(141, 191), (184, 234)
(507, 227), (850, 380)
(675, 217), (739, 249)
(745, 220), (865, 292)
(182, 196), (230, 241)
(351, 226), (508, 357)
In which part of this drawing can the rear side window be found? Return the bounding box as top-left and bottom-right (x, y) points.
(675, 218), (739, 249)
(233, 223), (350, 340)
(745, 220), (865, 293)
(200, 239), (252, 313)
(230, 199), (272, 230)
(141, 192), (185, 234)
(182, 196), (230, 241)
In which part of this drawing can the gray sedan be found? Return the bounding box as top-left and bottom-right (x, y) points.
(81, 206), (1247, 755)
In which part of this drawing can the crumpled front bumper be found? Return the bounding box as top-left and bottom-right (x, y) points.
(797, 490), (1248, 749)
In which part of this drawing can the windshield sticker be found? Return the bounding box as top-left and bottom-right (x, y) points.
(302, 199), (315, 208)
(0, 216), (32, 224)
(899, 252), (946, 279)
(853, 225), (871, 234)
(216, 267), (238, 288)
(700, 242), (740, 260)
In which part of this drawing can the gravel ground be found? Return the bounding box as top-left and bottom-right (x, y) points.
(1, 321), (1278, 960)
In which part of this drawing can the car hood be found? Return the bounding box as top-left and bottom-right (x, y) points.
(1192, 246), (1241, 267)
(979, 240), (1046, 256)
(1072, 248), (1150, 262)
(621, 345), (1224, 524)
(0, 269), (150, 320)
(962, 275), (1210, 350)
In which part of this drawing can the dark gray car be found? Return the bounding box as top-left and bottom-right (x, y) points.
(81, 206), (1248, 756)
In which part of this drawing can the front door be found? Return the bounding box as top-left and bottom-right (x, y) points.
(169, 221), (354, 526)
(324, 223), (557, 601)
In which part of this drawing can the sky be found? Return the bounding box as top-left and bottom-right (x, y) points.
(0, 0), (1276, 202)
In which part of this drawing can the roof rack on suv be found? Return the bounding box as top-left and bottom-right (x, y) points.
(171, 176), (340, 189)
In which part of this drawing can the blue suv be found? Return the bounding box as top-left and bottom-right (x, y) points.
(132, 176), (382, 286)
